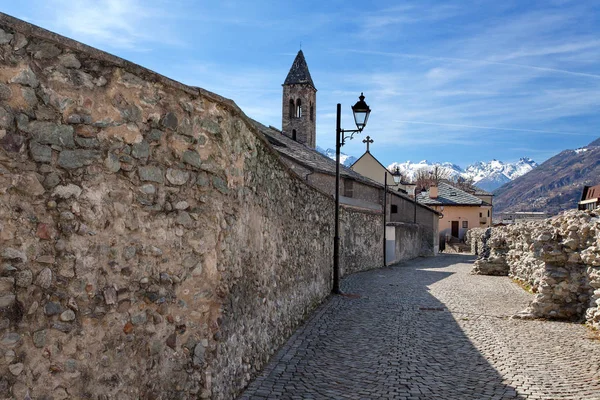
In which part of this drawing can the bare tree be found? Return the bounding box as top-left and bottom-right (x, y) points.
(453, 176), (477, 192)
(414, 165), (451, 192)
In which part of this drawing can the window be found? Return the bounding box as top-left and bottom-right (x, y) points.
(310, 103), (314, 121)
(462, 221), (468, 229)
(296, 99), (302, 118)
(289, 99), (294, 118)
(479, 212), (482, 218)
(391, 205), (398, 214)
(344, 180), (353, 197)
(487, 210), (490, 217)
(292, 129), (297, 140)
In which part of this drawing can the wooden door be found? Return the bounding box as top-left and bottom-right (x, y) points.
(451, 221), (459, 238)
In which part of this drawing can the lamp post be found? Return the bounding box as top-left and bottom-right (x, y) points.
(333, 93), (372, 295)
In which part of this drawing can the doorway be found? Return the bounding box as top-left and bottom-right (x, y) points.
(451, 221), (459, 238)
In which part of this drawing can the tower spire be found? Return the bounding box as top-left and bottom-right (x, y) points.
(283, 50), (316, 89)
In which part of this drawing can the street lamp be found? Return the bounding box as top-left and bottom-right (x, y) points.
(333, 93), (372, 295)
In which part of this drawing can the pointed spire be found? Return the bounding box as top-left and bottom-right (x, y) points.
(284, 50), (316, 89)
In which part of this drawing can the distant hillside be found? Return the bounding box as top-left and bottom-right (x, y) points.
(494, 138), (600, 215)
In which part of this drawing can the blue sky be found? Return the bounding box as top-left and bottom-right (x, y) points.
(4, 0), (600, 167)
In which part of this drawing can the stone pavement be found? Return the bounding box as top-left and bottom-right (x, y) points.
(239, 255), (600, 400)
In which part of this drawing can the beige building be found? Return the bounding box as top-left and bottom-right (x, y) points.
(351, 146), (416, 196)
(417, 182), (493, 241)
(350, 148), (397, 188)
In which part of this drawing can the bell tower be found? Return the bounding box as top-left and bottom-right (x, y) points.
(282, 50), (317, 148)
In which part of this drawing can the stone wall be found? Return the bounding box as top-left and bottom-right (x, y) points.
(340, 207), (384, 275)
(467, 209), (600, 327)
(0, 14), (385, 400)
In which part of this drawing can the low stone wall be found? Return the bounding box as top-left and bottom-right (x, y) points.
(467, 209), (600, 327)
(0, 15), (386, 400)
(386, 222), (435, 265)
(470, 228), (510, 276)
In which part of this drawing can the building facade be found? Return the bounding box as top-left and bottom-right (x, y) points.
(579, 184), (600, 211)
(418, 182), (493, 241)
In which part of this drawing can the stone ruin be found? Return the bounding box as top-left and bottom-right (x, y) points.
(468, 209), (600, 327)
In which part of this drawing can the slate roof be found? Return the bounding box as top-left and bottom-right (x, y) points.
(253, 121), (380, 187)
(251, 120), (441, 215)
(471, 187), (493, 196)
(283, 50), (316, 89)
(417, 182), (484, 206)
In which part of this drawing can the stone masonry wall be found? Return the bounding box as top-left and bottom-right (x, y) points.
(467, 209), (600, 328)
(0, 15), (384, 400)
(340, 208), (384, 276)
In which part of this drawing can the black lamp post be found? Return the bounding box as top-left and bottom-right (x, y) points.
(333, 93), (372, 294)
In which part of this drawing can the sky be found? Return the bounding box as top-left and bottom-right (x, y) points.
(3, 0), (600, 168)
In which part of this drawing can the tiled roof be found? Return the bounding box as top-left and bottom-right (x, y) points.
(417, 182), (483, 206)
(251, 120), (441, 215)
(252, 121), (381, 188)
(283, 50), (316, 89)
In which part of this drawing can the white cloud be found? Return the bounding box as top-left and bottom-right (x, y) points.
(35, 0), (183, 50)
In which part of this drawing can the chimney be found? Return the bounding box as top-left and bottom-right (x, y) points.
(430, 185), (438, 199)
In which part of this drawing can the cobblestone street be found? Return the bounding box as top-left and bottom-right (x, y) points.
(240, 255), (600, 399)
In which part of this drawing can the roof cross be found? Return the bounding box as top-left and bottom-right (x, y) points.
(363, 135), (374, 152)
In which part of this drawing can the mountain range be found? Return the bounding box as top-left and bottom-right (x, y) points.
(316, 147), (537, 192)
(493, 138), (600, 215)
(387, 158), (538, 192)
(316, 147), (357, 167)
(317, 147), (537, 192)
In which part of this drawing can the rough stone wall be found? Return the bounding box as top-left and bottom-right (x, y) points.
(470, 228), (510, 276)
(0, 15), (386, 400)
(340, 208), (384, 275)
(466, 209), (600, 327)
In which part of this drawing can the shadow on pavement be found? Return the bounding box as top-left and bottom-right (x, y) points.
(240, 254), (523, 399)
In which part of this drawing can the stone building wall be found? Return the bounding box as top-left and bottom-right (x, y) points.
(467, 209), (600, 327)
(0, 14), (385, 400)
(281, 84), (315, 148)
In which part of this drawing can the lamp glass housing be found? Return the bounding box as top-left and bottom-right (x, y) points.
(351, 92), (371, 131)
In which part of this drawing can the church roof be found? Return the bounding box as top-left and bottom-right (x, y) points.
(283, 50), (316, 89)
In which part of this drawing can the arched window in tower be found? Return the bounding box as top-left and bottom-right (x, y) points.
(310, 103), (314, 121)
(289, 99), (294, 118)
(292, 129), (297, 140)
(296, 99), (302, 118)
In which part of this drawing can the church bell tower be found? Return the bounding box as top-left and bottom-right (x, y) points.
(282, 50), (317, 148)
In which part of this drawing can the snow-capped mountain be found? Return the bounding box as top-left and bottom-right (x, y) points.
(387, 158), (538, 192)
(463, 158), (538, 182)
(316, 147), (357, 167)
(316, 146), (537, 192)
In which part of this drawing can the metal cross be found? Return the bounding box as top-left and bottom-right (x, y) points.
(363, 135), (374, 152)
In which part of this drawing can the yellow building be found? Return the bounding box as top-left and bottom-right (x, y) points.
(417, 182), (493, 240)
(350, 145), (416, 195)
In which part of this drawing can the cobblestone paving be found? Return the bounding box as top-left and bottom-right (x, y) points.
(239, 255), (600, 399)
